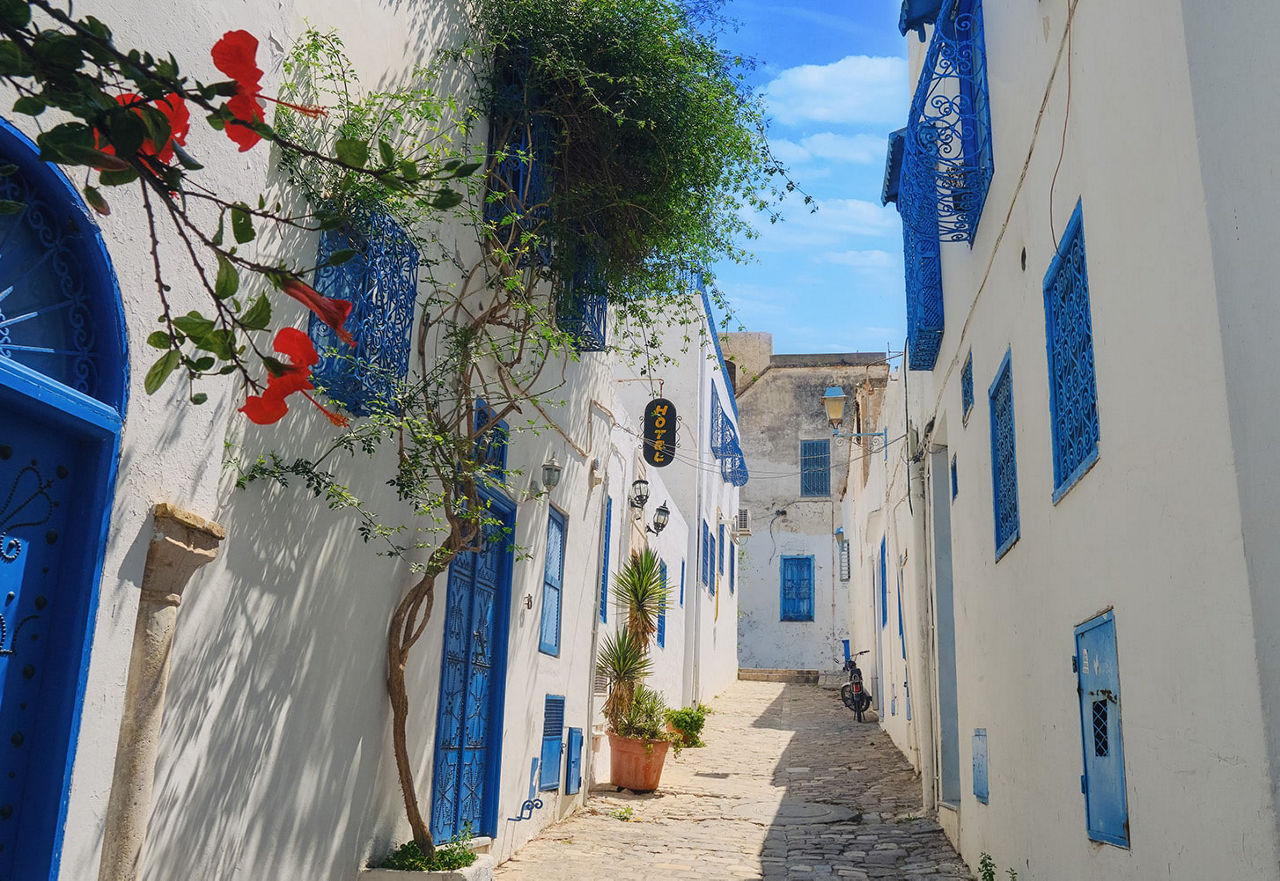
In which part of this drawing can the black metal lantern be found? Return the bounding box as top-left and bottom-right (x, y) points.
(648, 501), (670, 535)
(630, 477), (650, 509)
(541, 455), (562, 490)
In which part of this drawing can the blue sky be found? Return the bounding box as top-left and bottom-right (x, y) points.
(710, 0), (909, 356)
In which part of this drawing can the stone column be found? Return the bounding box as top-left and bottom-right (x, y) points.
(97, 503), (226, 881)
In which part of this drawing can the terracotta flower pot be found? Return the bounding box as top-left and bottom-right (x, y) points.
(608, 731), (671, 792)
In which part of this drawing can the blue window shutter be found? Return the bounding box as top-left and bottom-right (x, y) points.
(780, 556), (814, 621)
(973, 729), (989, 803)
(729, 545), (735, 593)
(951, 455), (958, 500)
(1044, 201), (1100, 501)
(474, 400), (509, 483)
(539, 695), (565, 791)
(540, 508), (566, 655)
(564, 727), (583, 795)
(799, 440), (831, 496)
(989, 351), (1020, 559)
(679, 560), (685, 607)
(599, 497), (612, 623)
(1075, 612), (1128, 846)
(897, 577), (905, 657)
(718, 523), (725, 573)
(961, 351), (975, 419)
(880, 538), (888, 628)
(701, 521), (710, 586)
(657, 560), (667, 648)
(708, 531), (716, 596)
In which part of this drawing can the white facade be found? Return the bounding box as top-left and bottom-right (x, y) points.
(0, 3), (740, 880)
(843, 1), (1280, 879)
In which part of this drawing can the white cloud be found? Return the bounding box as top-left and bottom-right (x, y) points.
(765, 55), (909, 127)
(751, 197), (900, 251)
(773, 133), (888, 166)
(824, 249), (896, 268)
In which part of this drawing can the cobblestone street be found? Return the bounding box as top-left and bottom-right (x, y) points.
(495, 680), (972, 880)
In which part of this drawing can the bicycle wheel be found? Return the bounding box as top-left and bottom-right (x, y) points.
(840, 683), (857, 710)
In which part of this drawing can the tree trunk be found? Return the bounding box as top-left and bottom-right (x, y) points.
(386, 572), (437, 859)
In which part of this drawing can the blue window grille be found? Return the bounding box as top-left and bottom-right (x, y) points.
(474, 400), (509, 484)
(780, 556), (815, 621)
(679, 559), (686, 607)
(950, 454), (958, 500)
(564, 727), (583, 795)
(1075, 611), (1128, 847)
(879, 538), (888, 628)
(718, 523), (725, 573)
(657, 560), (667, 648)
(729, 543), (736, 593)
(897, 577), (906, 655)
(310, 210), (419, 416)
(708, 529), (716, 596)
(989, 351), (1020, 560)
(961, 351), (974, 420)
(899, 0), (994, 245)
(900, 0), (944, 40)
(486, 49), (553, 265)
(539, 695), (565, 790)
(902, 210), (944, 370)
(1044, 201), (1100, 501)
(599, 497), (612, 623)
(539, 508), (567, 655)
(800, 439), (831, 496)
(710, 380), (750, 486)
(701, 521), (711, 586)
(559, 242), (607, 352)
(972, 729), (989, 804)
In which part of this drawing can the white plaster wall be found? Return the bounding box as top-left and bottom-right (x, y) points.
(872, 1), (1279, 877)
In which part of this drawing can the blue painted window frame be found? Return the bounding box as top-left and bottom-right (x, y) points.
(539, 507), (567, 656)
(989, 350), (1020, 560)
(564, 727), (583, 795)
(1075, 610), (1129, 847)
(708, 530), (716, 597)
(729, 543), (735, 593)
(718, 523), (725, 573)
(700, 521), (711, 587)
(779, 555), (815, 621)
(539, 695), (565, 791)
(1044, 200), (1100, 503)
(559, 242), (608, 352)
(474, 400), (509, 484)
(679, 559), (686, 607)
(880, 538), (888, 628)
(598, 497), (612, 623)
(973, 729), (989, 803)
(950, 454), (958, 500)
(961, 351), (974, 422)
(657, 560), (667, 648)
(800, 439), (831, 497)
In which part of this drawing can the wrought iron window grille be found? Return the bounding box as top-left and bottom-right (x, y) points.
(710, 383), (748, 485)
(486, 48), (554, 267)
(310, 209), (419, 416)
(902, 212), (944, 370)
(799, 439), (830, 497)
(556, 242), (607, 352)
(899, 0), (994, 245)
(1043, 201), (1100, 502)
(961, 351), (974, 421)
(474, 400), (510, 486)
(988, 351), (1020, 560)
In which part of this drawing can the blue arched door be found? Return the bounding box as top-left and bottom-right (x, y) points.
(0, 118), (126, 881)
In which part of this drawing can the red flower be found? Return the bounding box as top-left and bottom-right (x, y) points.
(95, 92), (190, 166)
(212, 30), (325, 152)
(281, 277), (356, 347)
(240, 328), (349, 427)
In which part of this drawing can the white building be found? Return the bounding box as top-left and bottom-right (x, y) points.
(721, 333), (887, 674)
(843, 0), (1280, 878)
(0, 3), (741, 880)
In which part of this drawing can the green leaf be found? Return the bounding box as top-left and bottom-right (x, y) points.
(0, 0), (31, 27)
(62, 145), (131, 171)
(326, 248), (358, 266)
(12, 96), (44, 117)
(398, 159), (420, 181)
(261, 356), (289, 377)
(239, 294), (271, 331)
(144, 350), (180, 394)
(335, 138), (369, 168)
(430, 188), (464, 210)
(197, 328), (236, 360)
(98, 168), (139, 187)
(83, 185), (109, 216)
(146, 331), (171, 349)
(173, 311), (216, 343)
(191, 356), (215, 372)
(0, 200), (23, 215)
(378, 138), (396, 168)
(212, 212), (225, 247)
(231, 203), (254, 244)
(451, 162), (482, 178)
(214, 255), (239, 299)
(190, 392), (209, 405)
(0, 41), (31, 76)
(172, 143), (203, 171)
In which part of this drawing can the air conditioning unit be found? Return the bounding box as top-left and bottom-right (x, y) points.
(735, 508), (751, 535)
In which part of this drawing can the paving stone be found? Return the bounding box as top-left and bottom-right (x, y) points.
(494, 680), (972, 880)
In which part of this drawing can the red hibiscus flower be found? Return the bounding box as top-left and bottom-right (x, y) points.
(95, 92), (190, 167)
(240, 327), (349, 426)
(281, 277), (356, 348)
(211, 30), (325, 152)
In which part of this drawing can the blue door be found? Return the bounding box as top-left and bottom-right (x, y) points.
(1075, 610), (1128, 847)
(430, 492), (515, 841)
(0, 118), (126, 880)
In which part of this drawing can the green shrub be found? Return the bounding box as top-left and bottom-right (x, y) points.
(666, 703), (709, 747)
(378, 826), (477, 872)
(614, 684), (670, 742)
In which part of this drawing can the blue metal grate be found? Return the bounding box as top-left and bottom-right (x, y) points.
(311, 210), (419, 416)
(899, 0), (994, 244)
(903, 209), (944, 370)
(1044, 201), (1100, 501)
(599, 497), (612, 623)
(961, 351), (974, 419)
(988, 352), (1019, 559)
(474, 400), (509, 483)
(657, 560), (667, 648)
(701, 521), (711, 586)
(780, 556), (814, 621)
(559, 244), (607, 352)
(486, 49), (553, 265)
(880, 538), (888, 628)
(799, 439), (831, 496)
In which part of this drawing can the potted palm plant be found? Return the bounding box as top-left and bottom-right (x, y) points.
(598, 549), (674, 792)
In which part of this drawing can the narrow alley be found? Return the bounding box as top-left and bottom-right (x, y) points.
(496, 680), (972, 881)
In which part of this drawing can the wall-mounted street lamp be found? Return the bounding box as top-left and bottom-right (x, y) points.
(646, 501), (670, 535)
(630, 477), (650, 510)
(541, 455), (562, 491)
(822, 386), (888, 461)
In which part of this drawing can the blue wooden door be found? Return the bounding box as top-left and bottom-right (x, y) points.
(0, 118), (125, 880)
(431, 493), (514, 841)
(1075, 611), (1128, 847)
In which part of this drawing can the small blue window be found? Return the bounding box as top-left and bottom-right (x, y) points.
(973, 729), (989, 804)
(475, 400), (509, 483)
(559, 243), (607, 352)
(599, 497), (612, 623)
(539, 508), (567, 655)
(657, 560), (667, 648)
(879, 538), (888, 628)
(718, 523), (725, 573)
(1075, 611), (1128, 847)
(800, 440), (831, 496)
(679, 559), (686, 607)
(1044, 201), (1100, 502)
(961, 351), (974, 420)
(780, 556), (814, 621)
(539, 695), (565, 790)
(951, 454), (958, 500)
(989, 351), (1019, 560)
(311, 211), (419, 416)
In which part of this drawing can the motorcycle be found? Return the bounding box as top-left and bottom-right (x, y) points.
(840, 650), (873, 722)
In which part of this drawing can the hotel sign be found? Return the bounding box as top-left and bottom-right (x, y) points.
(642, 398), (676, 467)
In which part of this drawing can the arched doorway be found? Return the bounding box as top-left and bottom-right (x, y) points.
(0, 117), (126, 880)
